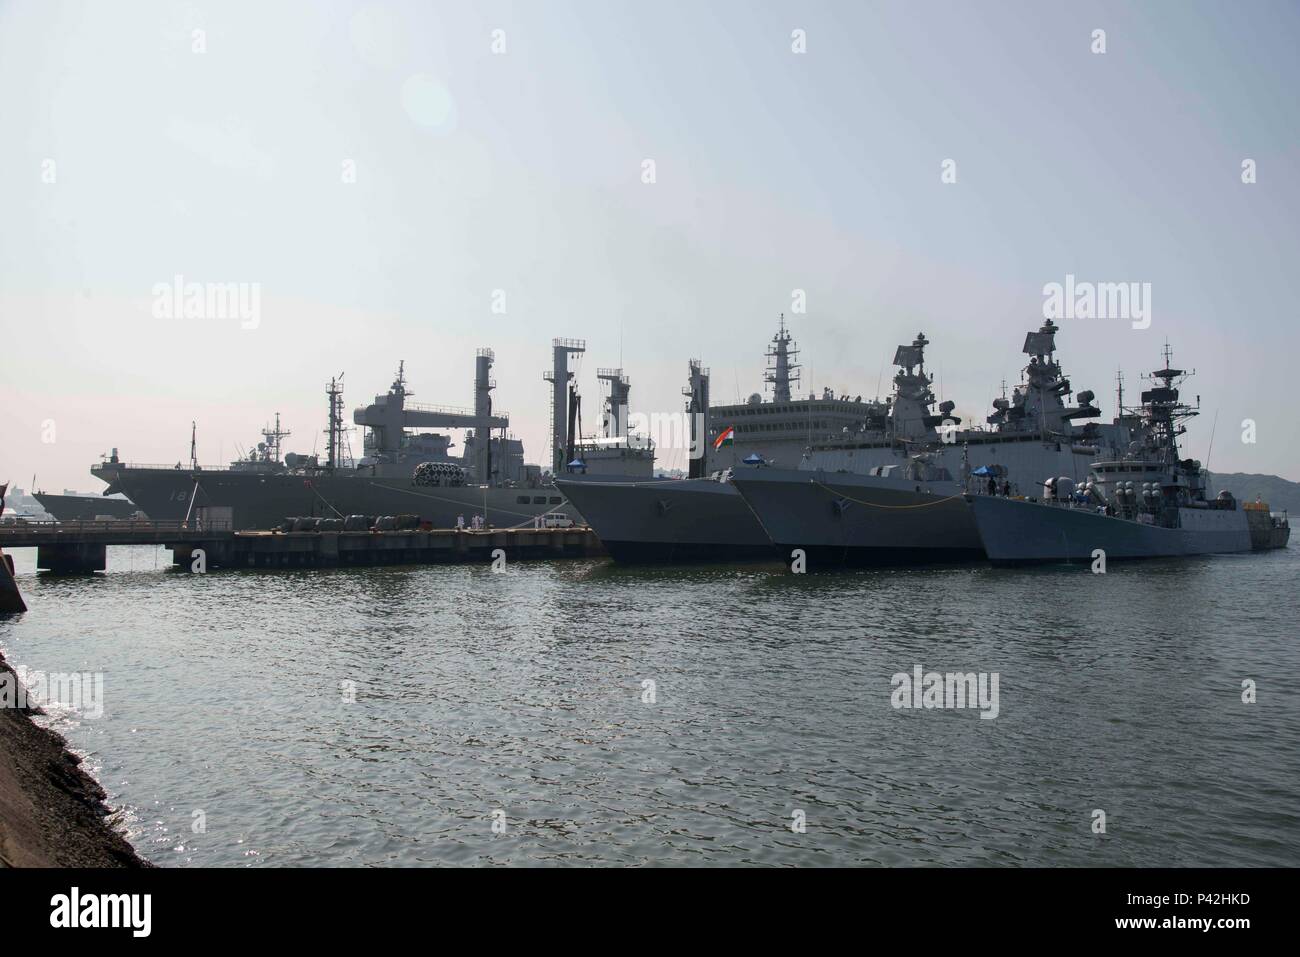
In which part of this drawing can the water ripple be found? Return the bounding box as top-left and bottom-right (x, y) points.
(1, 544), (1297, 866)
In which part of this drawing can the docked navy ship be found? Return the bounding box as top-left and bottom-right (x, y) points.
(730, 318), (1146, 565)
(0, 486), (54, 522)
(91, 343), (646, 530)
(557, 318), (888, 561)
(968, 348), (1288, 563)
(33, 489), (144, 521)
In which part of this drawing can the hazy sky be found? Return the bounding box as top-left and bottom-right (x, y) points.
(2, 0), (1298, 491)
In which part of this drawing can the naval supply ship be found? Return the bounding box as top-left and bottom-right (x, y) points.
(557, 318), (891, 561)
(91, 342), (653, 530)
(729, 319), (1146, 565)
(968, 348), (1289, 563)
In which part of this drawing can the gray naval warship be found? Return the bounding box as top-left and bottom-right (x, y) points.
(91, 341), (653, 530)
(564, 317), (1136, 563)
(730, 318), (1143, 565)
(968, 347), (1290, 563)
(31, 489), (142, 521)
(557, 318), (891, 560)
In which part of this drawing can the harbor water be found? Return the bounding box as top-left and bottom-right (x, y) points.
(2, 544), (1297, 867)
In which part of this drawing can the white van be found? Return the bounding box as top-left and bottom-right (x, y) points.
(540, 511), (574, 529)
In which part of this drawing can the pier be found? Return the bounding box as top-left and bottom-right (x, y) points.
(0, 520), (218, 573)
(0, 521), (605, 572)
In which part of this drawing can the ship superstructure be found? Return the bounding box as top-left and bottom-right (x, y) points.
(568, 367), (655, 477)
(804, 320), (1128, 481)
(702, 317), (889, 469)
(231, 414), (295, 473)
(351, 357), (525, 484)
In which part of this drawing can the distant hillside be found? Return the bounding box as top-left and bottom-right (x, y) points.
(1207, 472), (1300, 515)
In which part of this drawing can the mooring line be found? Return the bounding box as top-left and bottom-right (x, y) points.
(811, 479), (967, 509)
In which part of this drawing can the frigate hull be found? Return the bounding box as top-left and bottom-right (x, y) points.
(95, 467), (577, 531)
(554, 476), (775, 562)
(968, 494), (1254, 564)
(731, 469), (984, 567)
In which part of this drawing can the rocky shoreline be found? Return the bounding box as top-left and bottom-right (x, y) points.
(0, 650), (148, 867)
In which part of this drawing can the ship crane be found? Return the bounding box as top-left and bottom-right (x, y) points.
(352, 361), (509, 471)
(542, 338), (586, 474)
(597, 367), (631, 439)
(353, 396), (509, 432)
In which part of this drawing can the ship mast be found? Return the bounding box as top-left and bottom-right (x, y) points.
(764, 315), (801, 403)
(262, 412), (291, 464)
(325, 376), (345, 470)
(1139, 343), (1197, 468)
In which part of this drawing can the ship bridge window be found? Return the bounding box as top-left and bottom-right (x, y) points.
(533, 496), (547, 504)
(549, 496), (562, 504)
(516, 495), (530, 504)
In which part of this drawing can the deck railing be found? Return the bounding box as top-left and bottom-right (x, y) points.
(91, 462), (228, 472)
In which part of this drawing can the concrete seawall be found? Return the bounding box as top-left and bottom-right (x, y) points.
(0, 651), (148, 867)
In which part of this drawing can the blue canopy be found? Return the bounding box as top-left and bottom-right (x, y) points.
(742, 453), (766, 465)
(972, 464), (1006, 477)
(567, 459), (586, 468)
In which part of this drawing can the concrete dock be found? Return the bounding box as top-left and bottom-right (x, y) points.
(170, 526), (605, 570)
(0, 520), (222, 573)
(0, 520), (606, 572)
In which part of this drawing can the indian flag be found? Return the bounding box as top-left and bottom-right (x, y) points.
(713, 426), (735, 450)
